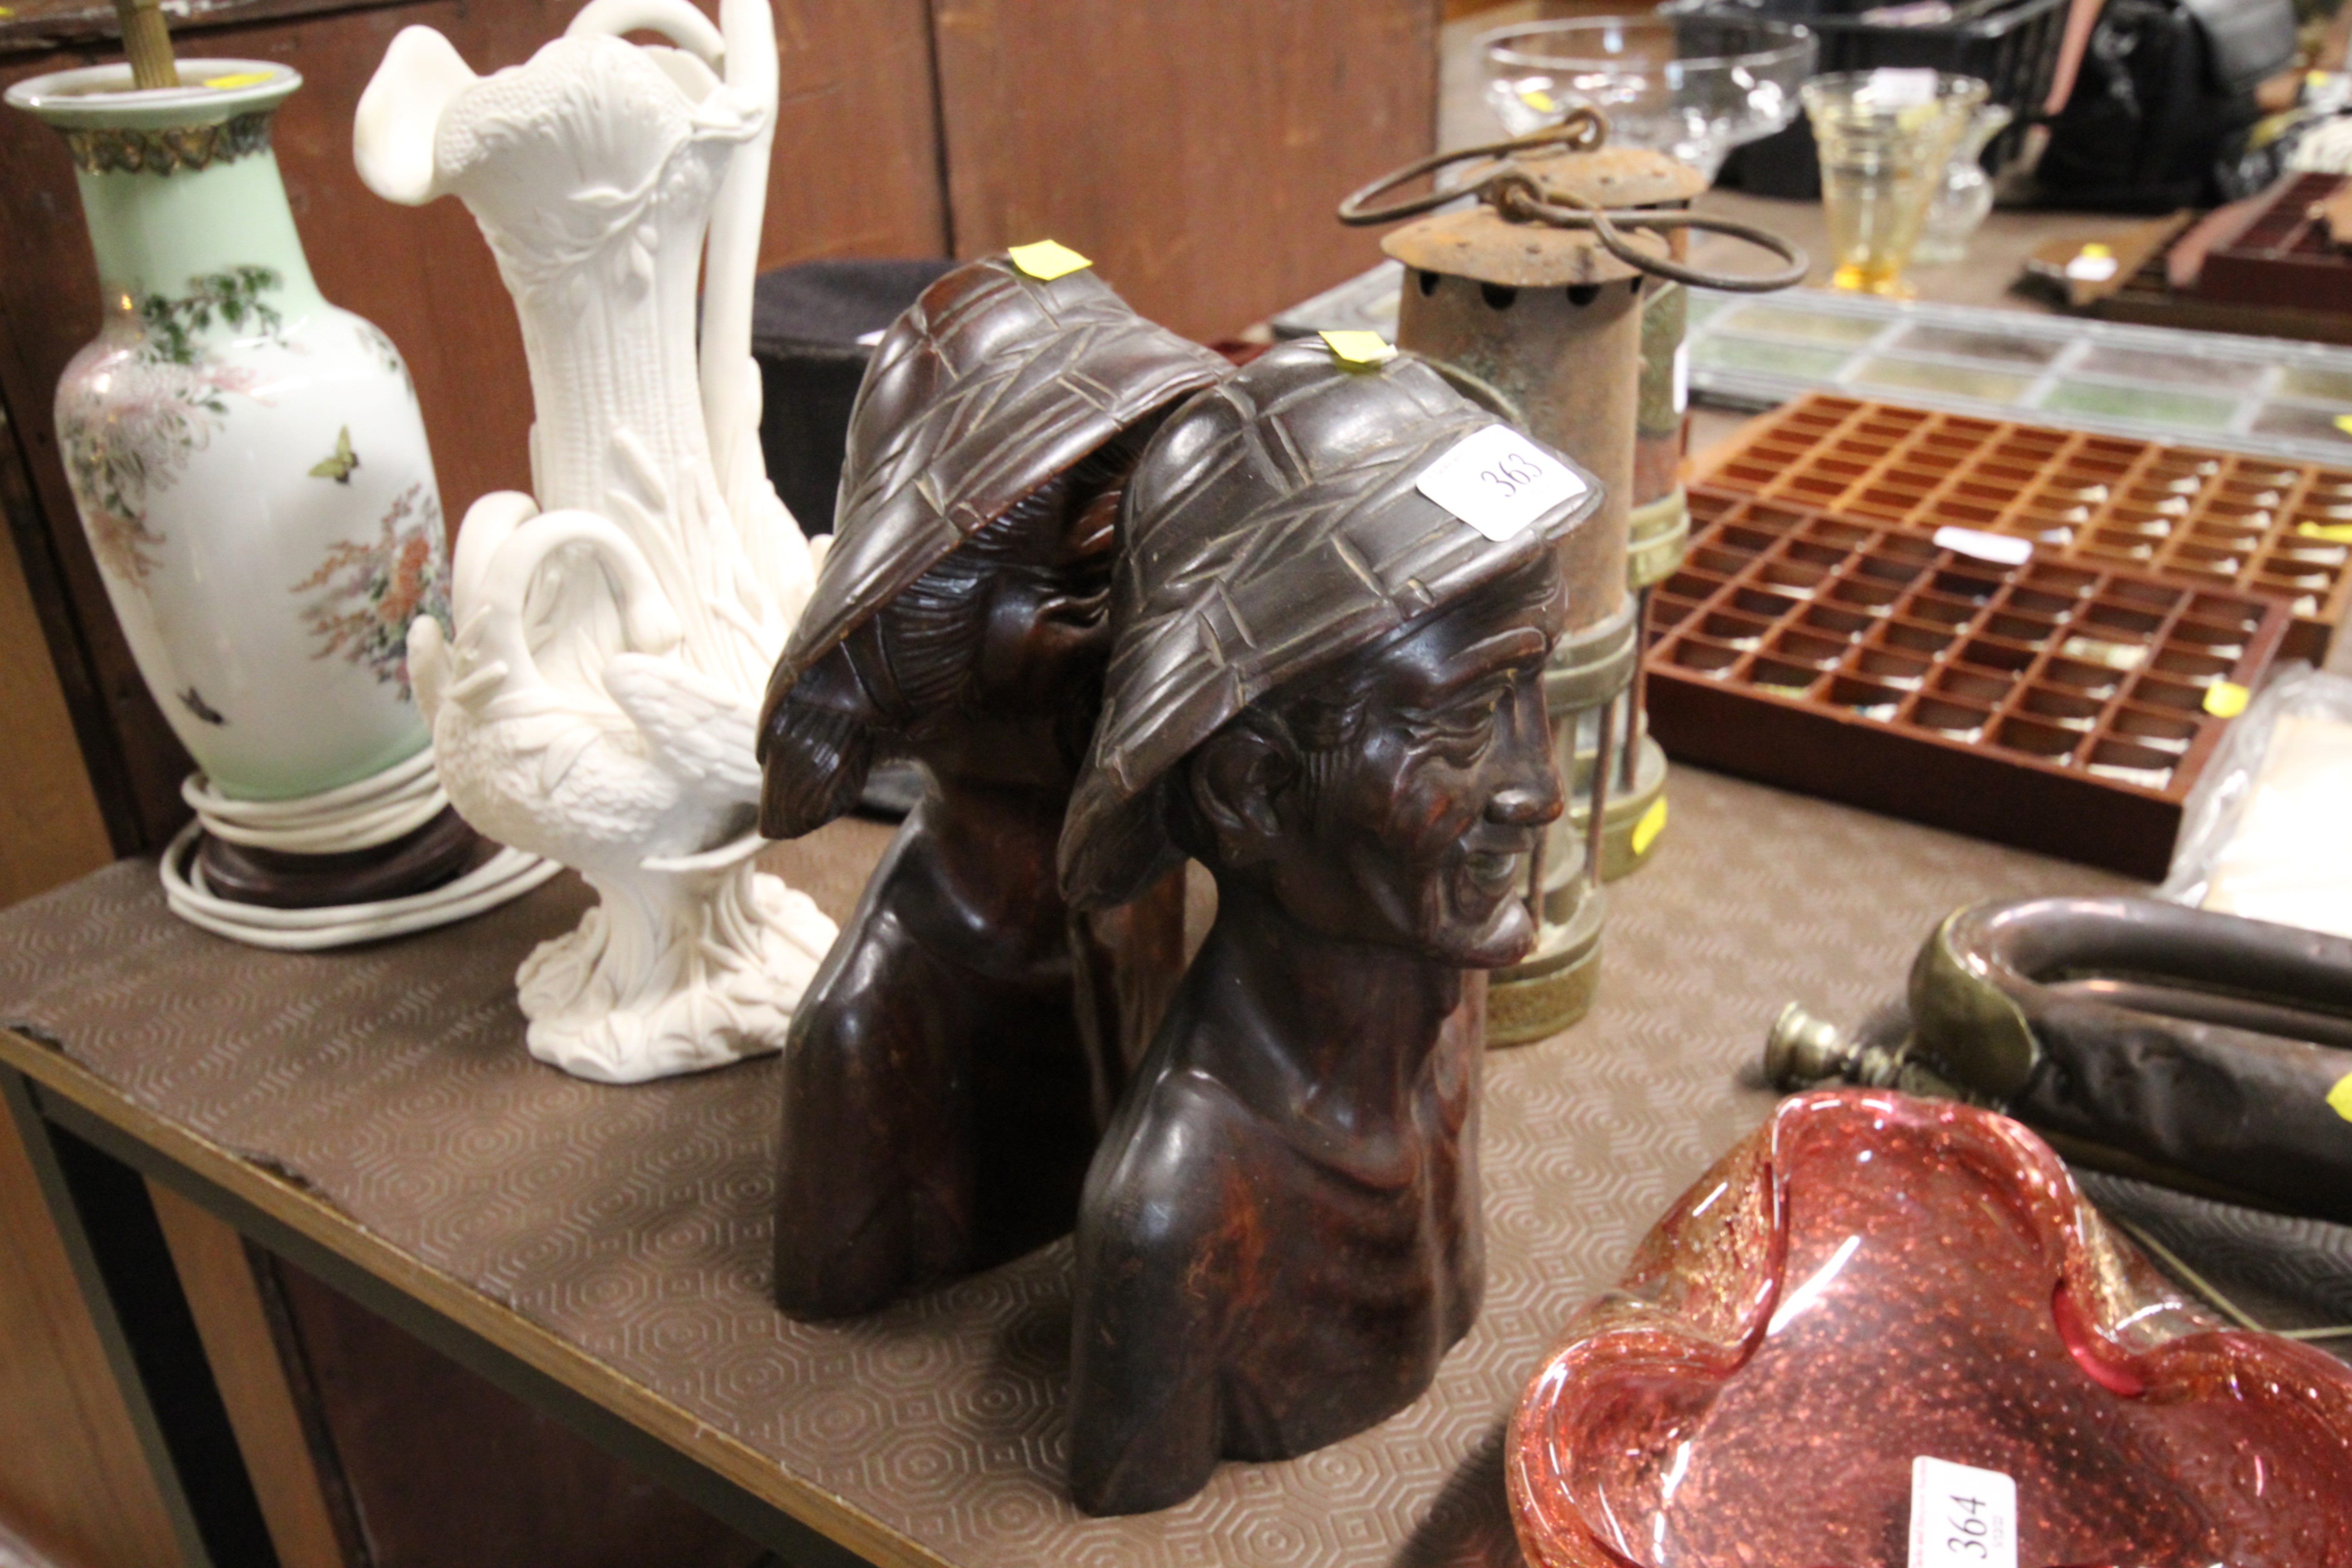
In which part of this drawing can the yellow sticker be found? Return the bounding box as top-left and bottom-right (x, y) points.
(2335, 414), (2352, 437)
(1006, 240), (1091, 282)
(2202, 680), (2250, 719)
(1518, 85), (1559, 113)
(203, 71), (276, 89)
(2330, 1072), (2352, 1123)
(2300, 520), (2352, 543)
(2079, 242), (2112, 260)
(1319, 329), (1396, 369)
(1630, 797), (1668, 858)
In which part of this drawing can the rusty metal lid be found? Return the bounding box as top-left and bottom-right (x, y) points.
(1516, 145), (1706, 210)
(770, 253), (1228, 697)
(1380, 203), (1663, 288)
(1057, 338), (1599, 909)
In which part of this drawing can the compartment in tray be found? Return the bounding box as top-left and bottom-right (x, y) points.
(1982, 612), (2055, 646)
(1731, 586), (1802, 620)
(2003, 586), (2079, 617)
(1854, 647), (1928, 687)
(1784, 471), (1852, 505)
(2019, 561), (2099, 597)
(2186, 592), (2266, 629)
(2149, 646), (2231, 685)
(1718, 524), (1783, 555)
(1745, 656), (1823, 697)
(1909, 593), (1981, 627)
(1755, 559), (1828, 598)
(2127, 674), (2205, 712)
(1929, 567), (2002, 603)
(2081, 599), (2166, 637)
(1876, 618), (1958, 656)
(1991, 715), (2082, 762)
(1799, 603), (1875, 639)
(2085, 737), (2177, 789)
(2106, 578), (2183, 612)
(1954, 636), (2039, 672)
(1929, 495), (2003, 527)
(1932, 666), (2016, 705)
(1827, 578), (1903, 612)
(2165, 618), (2249, 659)
(1665, 636), (1743, 677)
(1781, 538), (1851, 569)
(1700, 609), (1773, 647)
(2037, 656), (2122, 696)
(2165, 544), (2243, 578)
(1767, 627), (1850, 667)
(1910, 697), (1991, 741)
(2110, 705), (2196, 753)
(1662, 568), (1726, 601)
(1826, 676), (1906, 720)
(1797, 514), (1874, 549)
(2017, 685), (2104, 730)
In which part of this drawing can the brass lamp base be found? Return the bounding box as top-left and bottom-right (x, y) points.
(1487, 882), (1606, 1047)
(1571, 735), (1668, 882)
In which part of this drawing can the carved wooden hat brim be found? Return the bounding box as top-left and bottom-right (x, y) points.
(1056, 341), (1601, 910)
(772, 255), (1229, 695)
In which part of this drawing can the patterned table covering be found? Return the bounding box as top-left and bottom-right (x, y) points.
(0, 769), (2134, 1568)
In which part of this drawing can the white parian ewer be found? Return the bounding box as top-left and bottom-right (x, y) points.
(354, 0), (838, 1083)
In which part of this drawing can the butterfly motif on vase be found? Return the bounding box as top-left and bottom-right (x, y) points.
(309, 426), (360, 485)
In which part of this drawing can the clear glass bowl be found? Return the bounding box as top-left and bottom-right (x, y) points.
(1480, 15), (1817, 183)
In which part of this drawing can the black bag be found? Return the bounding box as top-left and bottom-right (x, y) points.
(2038, 0), (2298, 210)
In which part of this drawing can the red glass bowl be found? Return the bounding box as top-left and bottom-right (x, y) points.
(1508, 1089), (2352, 1568)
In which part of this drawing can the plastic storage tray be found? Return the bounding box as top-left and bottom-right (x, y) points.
(1684, 287), (2352, 468)
(1695, 393), (2352, 662)
(1644, 485), (2293, 876)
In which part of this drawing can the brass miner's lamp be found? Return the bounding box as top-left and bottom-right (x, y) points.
(1341, 115), (1804, 1043)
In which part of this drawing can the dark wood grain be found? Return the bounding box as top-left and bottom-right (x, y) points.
(930, 0), (1436, 341)
(0, 1108), (185, 1568)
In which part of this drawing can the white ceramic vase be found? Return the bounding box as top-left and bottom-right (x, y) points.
(9, 60), (446, 801)
(354, 0), (838, 1083)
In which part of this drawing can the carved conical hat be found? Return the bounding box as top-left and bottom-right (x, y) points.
(1057, 339), (1601, 910)
(767, 254), (1227, 706)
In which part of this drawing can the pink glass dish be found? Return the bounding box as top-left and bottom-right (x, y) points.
(1508, 1089), (2352, 1568)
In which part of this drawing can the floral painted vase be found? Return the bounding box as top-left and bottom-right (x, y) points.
(8, 59), (448, 804)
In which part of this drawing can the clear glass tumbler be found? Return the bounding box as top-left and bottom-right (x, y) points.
(1801, 70), (1989, 296)
(1913, 102), (2016, 266)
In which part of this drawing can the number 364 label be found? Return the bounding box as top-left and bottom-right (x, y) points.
(1416, 426), (1588, 544)
(1910, 1456), (2017, 1568)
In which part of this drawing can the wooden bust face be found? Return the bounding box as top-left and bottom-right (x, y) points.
(1065, 553), (1567, 1516)
(756, 255), (1224, 1321)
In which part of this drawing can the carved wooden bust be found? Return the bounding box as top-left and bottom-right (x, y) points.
(1056, 341), (1597, 1514)
(755, 254), (1224, 1320)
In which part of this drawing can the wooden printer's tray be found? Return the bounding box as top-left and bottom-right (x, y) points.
(1645, 485), (2293, 877)
(1695, 393), (2352, 663)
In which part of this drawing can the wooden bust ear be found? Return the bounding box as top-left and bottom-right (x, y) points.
(1184, 720), (1294, 869)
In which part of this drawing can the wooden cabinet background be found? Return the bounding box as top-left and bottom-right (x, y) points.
(2, 0), (1433, 856)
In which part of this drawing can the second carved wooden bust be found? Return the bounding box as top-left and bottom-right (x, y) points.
(1056, 340), (1599, 1514)
(755, 253), (1225, 1320)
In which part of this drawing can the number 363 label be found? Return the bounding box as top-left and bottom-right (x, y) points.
(1909, 1456), (2017, 1568)
(1416, 426), (1588, 544)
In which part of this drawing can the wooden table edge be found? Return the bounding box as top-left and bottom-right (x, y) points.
(0, 1024), (945, 1568)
